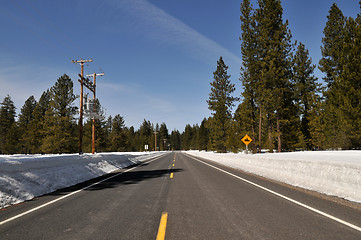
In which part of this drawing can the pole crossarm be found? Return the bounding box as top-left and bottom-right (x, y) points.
(86, 73), (104, 78)
(78, 74), (95, 93)
(72, 59), (93, 64)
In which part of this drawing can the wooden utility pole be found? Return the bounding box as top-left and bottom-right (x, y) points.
(86, 72), (104, 154)
(72, 59), (92, 154)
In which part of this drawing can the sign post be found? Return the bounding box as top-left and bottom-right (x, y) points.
(241, 134), (253, 154)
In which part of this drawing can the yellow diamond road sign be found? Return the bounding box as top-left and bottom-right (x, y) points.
(241, 134), (252, 146)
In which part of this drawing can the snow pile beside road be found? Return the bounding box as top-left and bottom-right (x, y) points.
(0, 152), (162, 209)
(185, 151), (361, 203)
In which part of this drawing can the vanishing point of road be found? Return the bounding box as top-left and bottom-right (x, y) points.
(0, 152), (360, 239)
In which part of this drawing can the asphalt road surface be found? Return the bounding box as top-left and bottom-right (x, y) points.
(0, 152), (360, 239)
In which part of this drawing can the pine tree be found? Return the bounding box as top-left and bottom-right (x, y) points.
(25, 90), (51, 153)
(170, 130), (181, 150)
(318, 4), (347, 149)
(159, 123), (169, 151)
(198, 118), (209, 150)
(254, 0), (294, 152)
(18, 96), (37, 153)
(3, 124), (20, 154)
(333, 15), (361, 148)
(190, 124), (200, 150)
(139, 119), (152, 151)
(308, 99), (326, 150)
(233, 101), (256, 152)
(181, 124), (193, 150)
(319, 3), (361, 149)
(240, 0), (259, 151)
(0, 95), (17, 154)
(319, 3), (345, 87)
(104, 116), (113, 151)
(95, 118), (110, 152)
(226, 118), (241, 153)
(125, 126), (137, 151)
(82, 118), (93, 153)
(41, 74), (78, 153)
(109, 114), (127, 151)
(207, 56), (238, 153)
(343, 14), (361, 148)
(240, 0), (295, 152)
(292, 42), (321, 149)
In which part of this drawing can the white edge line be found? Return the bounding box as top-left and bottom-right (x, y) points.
(187, 154), (361, 233)
(0, 155), (165, 226)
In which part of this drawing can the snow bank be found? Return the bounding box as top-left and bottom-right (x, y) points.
(0, 152), (163, 209)
(185, 151), (361, 203)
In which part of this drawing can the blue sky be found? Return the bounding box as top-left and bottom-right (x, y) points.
(0, 0), (359, 132)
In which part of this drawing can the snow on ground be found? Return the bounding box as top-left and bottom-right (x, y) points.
(185, 150), (361, 203)
(0, 152), (164, 209)
(1, 150), (360, 209)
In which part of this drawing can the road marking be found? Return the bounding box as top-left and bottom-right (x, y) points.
(187, 154), (361, 233)
(0, 154), (166, 226)
(172, 164), (175, 167)
(156, 212), (168, 240)
(170, 173), (174, 179)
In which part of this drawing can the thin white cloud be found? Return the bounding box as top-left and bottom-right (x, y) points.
(0, 64), (76, 112)
(106, 0), (241, 65)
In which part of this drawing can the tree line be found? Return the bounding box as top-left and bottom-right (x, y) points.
(205, 0), (361, 153)
(0, 74), (193, 154)
(1, 1), (360, 154)
(0, 73), (212, 154)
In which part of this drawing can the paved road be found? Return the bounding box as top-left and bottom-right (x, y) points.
(0, 152), (360, 239)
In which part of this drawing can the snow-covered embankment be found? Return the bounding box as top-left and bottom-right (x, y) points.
(185, 151), (361, 203)
(0, 152), (163, 209)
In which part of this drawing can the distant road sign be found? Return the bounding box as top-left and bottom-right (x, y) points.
(241, 134), (252, 146)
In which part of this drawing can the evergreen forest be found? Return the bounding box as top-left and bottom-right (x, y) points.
(0, 0), (360, 154)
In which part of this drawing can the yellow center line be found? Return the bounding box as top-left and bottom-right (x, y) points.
(172, 164), (175, 167)
(170, 172), (174, 178)
(156, 212), (168, 240)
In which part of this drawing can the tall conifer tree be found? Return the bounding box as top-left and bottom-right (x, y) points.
(198, 118), (209, 150)
(318, 4), (346, 148)
(0, 95), (17, 154)
(207, 56), (238, 152)
(41, 74), (78, 153)
(319, 3), (361, 149)
(18, 96), (37, 153)
(319, 3), (345, 87)
(170, 130), (181, 150)
(25, 90), (51, 153)
(181, 124), (193, 150)
(109, 114), (127, 151)
(240, 0), (259, 151)
(254, 0), (293, 152)
(292, 43), (321, 149)
(240, 0), (294, 152)
(159, 123), (169, 151)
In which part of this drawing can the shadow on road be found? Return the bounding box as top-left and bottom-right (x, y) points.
(86, 168), (183, 191)
(47, 167), (183, 196)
